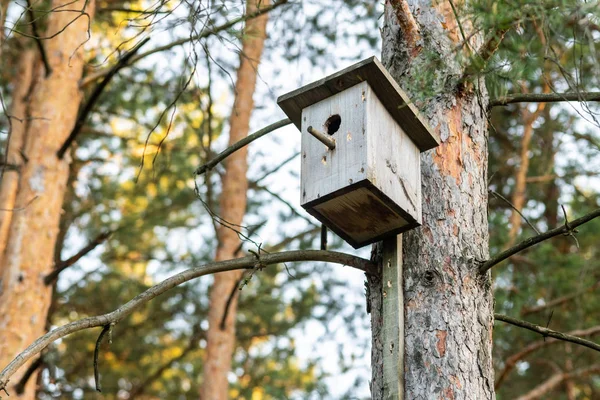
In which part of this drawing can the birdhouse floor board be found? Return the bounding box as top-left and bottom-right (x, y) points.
(303, 181), (419, 248)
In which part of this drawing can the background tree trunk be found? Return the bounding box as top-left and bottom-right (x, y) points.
(369, 1), (495, 398)
(0, 0), (9, 57)
(199, 0), (269, 398)
(0, 1), (95, 397)
(0, 50), (36, 268)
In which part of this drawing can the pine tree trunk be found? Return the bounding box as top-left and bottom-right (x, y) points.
(369, 1), (495, 398)
(0, 50), (36, 268)
(0, 1), (95, 397)
(199, 1), (269, 398)
(507, 99), (548, 246)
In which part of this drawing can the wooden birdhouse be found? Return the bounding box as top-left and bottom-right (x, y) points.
(277, 57), (439, 248)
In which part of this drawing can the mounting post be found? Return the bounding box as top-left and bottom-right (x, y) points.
(382, 234), (404, 398)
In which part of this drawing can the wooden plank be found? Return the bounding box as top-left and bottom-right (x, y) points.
(382, 235), (404, 399)
(277, 56), (439, 151)
(366, 85), (422, 225)
(300, 81), (368, 206)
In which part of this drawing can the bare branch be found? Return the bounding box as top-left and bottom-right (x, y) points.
(479, 208), (600, 274)
(195, 118), (291, 175)
(253, 151), (299, 185)
(495, 324), (600, 389)
(44, 231), (113, 285)
(80, 0), (290, 88)
(93, 324), (111, 392)
(515, 364), (600, 400)
(490, 92), (600, 107)
(0, 250), (375, 392)
(521, 280), (600, 316)
(13, 356), (43, 395)
(56, 38), (150, 159)
(489, 190), (540, 235)
(494, 314), (600, 353)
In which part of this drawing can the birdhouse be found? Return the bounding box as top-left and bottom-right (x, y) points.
(277, 57), (439, 248)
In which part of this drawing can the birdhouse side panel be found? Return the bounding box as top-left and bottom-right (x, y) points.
(300, 81), (369, 207)
(366, 85), (422, 224)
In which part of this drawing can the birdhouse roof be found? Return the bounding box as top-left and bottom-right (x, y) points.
(277, 56), (439, 151)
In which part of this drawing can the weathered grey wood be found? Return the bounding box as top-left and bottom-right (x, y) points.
(310, 186), (409, 247)
(366, 85), (422, 224)
(382, 235), (404, 399)
(300, 81), (368, 206)
(299, 81), (421, 248)
(307, 126), (336, 150)
(278, 56), (440, 151)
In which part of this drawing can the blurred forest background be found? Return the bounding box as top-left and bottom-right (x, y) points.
(0, 0), (599, 399)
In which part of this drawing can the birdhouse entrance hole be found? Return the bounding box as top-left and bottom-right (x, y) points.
(325, 114), (341, 135)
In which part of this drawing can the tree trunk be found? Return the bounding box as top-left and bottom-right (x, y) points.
(369, 1), (495, 398)
(199, 1), (269, 399)
(0, 1), (95, 397)
(506, 93), (548, 246)
(0, 50), (36, 268)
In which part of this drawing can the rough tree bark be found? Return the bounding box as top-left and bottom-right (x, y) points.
(0, 1), (95, 397)
(368, 1), (495, 398)
(199, 0), (270, 398)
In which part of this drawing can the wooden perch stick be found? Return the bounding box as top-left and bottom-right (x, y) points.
(307, 126), (336, 150)
(0, 250), (375, 393)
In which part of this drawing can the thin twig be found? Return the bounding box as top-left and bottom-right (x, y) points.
(320, 225), (327, 250)
(0, 196), (38, 212)
(26, 0), (51, 76)
(93, 324), (111, 392)
(44, 231), (113, 285)
(220, 224), (267, 330)
(489, 92), (600, 107)
(253, 151), (299, 186)
(561, 205), (579, 248)
(80, 0), (290, 87)
(13, 356), (43, 394)
(448, 0), (472, 54)
(495, 314), (600, 353)
(56, 37), (151, 159)
(489, 190), (540, 234)
(495, 324), (600, 389)
(0, 250), (375, 391)
(521, 280), (600, 316)
(479, 208), (600, 273)
(195, 118), (291, 175)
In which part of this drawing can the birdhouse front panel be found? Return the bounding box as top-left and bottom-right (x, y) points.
(300, 81), (369, 207)
(277, 56), (439, 248)
(299, 80), (421, 248)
